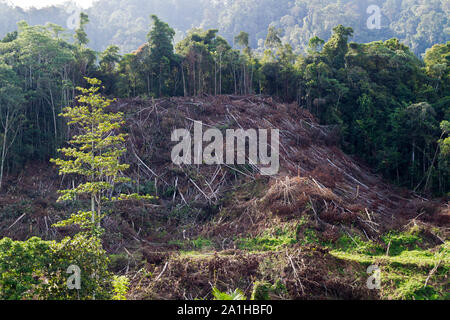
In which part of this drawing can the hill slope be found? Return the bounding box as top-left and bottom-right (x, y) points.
(0, 95), (448, 299)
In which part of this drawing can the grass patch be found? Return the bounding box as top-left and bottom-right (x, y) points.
(331, 234), (384, 255)
(168, 237), (215, 251)
(382, 231), (421, 256)
(191, 237), (214, 250)
(236, 224), (298, 251)
(178, 251), (216, 259)
(300, 228), (320, 245)
(236, 235), (296, 251)
(330, 230), (449, 300)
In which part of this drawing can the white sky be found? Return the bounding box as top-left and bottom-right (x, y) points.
(4, 0), (96, 9)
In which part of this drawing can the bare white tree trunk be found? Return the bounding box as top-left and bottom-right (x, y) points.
(0, 110), (9, 191)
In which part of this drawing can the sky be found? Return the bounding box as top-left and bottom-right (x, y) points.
(4, 0), (96, 9)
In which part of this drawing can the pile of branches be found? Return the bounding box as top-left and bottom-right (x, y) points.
(111, 95), (444, 241)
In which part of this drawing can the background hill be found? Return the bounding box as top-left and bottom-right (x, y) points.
(0, 0), (449, 55)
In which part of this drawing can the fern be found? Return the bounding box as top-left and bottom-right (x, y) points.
(212, 287), (246, 300)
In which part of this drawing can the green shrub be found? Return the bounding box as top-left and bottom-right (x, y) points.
(191, 237), (213, 250)
(251, 280), (288, 300)
(0, 237), (52, 300)
(212, 287), (246, 300)
(0, 234), (112, 300)
(335, 234), (383, 255)
(112, 275), (130, 300)
(251, 281), (271, 300)
(382, 231), (421, 256)
(109, 253), (129, 272)
(47, 233), (112, 300)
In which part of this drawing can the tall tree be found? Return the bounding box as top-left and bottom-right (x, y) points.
(307, 36), (325, 55)
(0, 63), (24, 190)
(51, 78), (153, 235)
(147, 15), (176, 97)
(99, 45), (121, 74)
(323, 25), (353, 69)
(265, 26), (282, 51)
(74, 12), (90, 46)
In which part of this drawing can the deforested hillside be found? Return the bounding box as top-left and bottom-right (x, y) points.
(1, 95), (448, 300)
(0, 0), (448, 303)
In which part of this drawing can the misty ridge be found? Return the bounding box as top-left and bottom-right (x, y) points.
(0, 0), (448, 55)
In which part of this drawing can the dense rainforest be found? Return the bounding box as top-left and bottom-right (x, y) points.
(0, 4), (449, 196)
(0, 0), (448, 301)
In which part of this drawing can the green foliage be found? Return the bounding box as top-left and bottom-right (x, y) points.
(251, 281), (270, 300)
(100, 45), (121, 73)
(381, 243), (449, 300)
(1, 0), (449, 56)
(0, 237), (52, 300)
(0, 21), (79, 176)
(308, 36), (325, 54)
(0, 62), (25, 190)
(112, 275), (130, 300)
(235, 31), (250, 54)
(99, 45), (121, 94)
(50, 78), (154, 233)
(74, 12), (90, 46)
(108, 253), (129, 273)
(191, 237), (213, 250)
(335, 234), (383, 256)
(212, 287), (246, 300)
(0, 11), (448, 194)
(439, 120), (450, 183)
(251, 280), (288, 300)
(265, 26), (282, 50)
(323, 25), (354, 69)
(382, 231), (421, 256)
(46, 233), (112, 300)
(393, 277), (440, 300)
(0, 234), (112, 300)
(236, 236), (296, 251)
(331, 232), (449, 300)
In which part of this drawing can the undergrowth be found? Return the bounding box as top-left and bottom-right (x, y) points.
(328, 228), (449, 300)
(231, 216), (449, 300)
